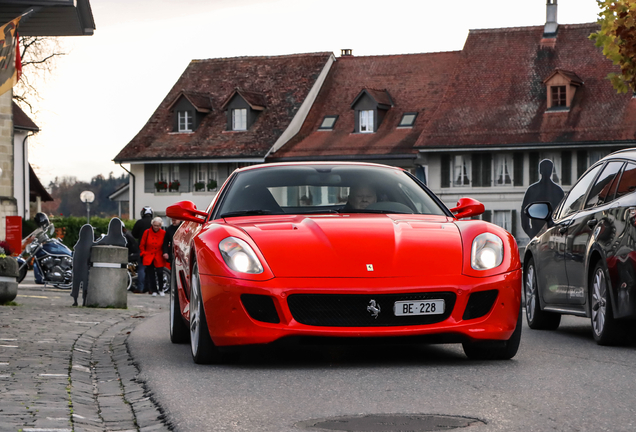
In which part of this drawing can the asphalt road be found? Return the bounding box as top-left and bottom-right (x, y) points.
(129, 312), (636, 432)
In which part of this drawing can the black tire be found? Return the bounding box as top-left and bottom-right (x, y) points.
(189, 262), (224, 364)
(169, 264), (189, 344)
(17, 265), (27, 283)
(590, 261), (626, 346)
(462, 305), (522, 360)
(524, 257), (561, 330)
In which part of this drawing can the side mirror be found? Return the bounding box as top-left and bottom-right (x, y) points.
(524, 202), (552, 221)
(450, 197), (485, 219)
(166, 201), (208, 224)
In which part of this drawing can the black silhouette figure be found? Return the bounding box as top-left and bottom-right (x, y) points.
(71, 224), (94, 306)
(521, 159), (565, 238)
(95, 218), (126, 247)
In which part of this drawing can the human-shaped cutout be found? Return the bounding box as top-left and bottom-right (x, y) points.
(95, 218), (127, 247)
(71, 224), (94, 306)
(521, 159), (564, 238)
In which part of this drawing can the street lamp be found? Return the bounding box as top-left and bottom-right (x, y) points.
(80, 190), (95, 224)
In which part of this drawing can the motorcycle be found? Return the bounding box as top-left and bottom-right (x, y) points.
(17, 223), (73, 288)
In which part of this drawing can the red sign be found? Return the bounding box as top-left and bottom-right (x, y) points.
(5, 215), (22, 256)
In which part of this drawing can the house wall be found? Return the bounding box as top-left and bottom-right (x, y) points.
(0, 91), (15, 241)
(13, 129), (29, 219)
(130, 162), (245, 224)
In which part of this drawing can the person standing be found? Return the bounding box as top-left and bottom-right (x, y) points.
(162, 218), (181, 264)
(132, 206), (153, 293)
(139, 217), (166, 297)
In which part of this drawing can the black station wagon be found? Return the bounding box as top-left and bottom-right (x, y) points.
(524, 149), (636, 345)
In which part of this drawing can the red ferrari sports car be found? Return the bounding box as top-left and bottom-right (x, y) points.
(167, 162), (522, 363)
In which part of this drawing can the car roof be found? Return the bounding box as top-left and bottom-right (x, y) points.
(605, 148), (636, 162)
(235, 161), (408, 173)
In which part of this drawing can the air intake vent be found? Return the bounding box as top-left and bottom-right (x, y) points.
(463, 290), (498, 320)
(240, 294), (280, 324)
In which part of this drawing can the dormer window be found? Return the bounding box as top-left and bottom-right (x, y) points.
(543, 69), (583, 111)
(359, 110), (374, 133)
(551, 86), (567, 107)
(178, 111), (193, 132)
(232, 108), (247, 131)
(351, 88), (393, 134)
(221, 88), (266, 132)
(168, 91), (212, 133)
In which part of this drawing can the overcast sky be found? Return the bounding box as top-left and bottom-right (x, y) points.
(25, 0), (602, 186)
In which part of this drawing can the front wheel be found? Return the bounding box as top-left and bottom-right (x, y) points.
(590, 261), (625, 345)
(524, 258), (561, 330)
(462, 306), (522, 360)
(161, 268), (170, 293)
(17, 265), (27, 283)
(189, 262), (224, 364)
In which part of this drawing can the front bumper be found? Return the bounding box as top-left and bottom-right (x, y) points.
(192, 270), (522, 347)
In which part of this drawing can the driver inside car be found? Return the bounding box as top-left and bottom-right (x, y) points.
(345, 184), (377, 210)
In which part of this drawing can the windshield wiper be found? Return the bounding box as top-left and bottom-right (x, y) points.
(340, 209), (412, 214)
(293, 209), (340, 215)
(220, 209), (277, 218)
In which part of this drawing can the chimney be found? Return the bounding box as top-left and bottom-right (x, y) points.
(341, 49), (353, 57)
(544, 0), (558, 38)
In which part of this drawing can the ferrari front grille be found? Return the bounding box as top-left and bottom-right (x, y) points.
(287, 292), (456, 327)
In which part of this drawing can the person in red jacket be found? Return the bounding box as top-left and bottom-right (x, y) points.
(139, 217), (166, 296)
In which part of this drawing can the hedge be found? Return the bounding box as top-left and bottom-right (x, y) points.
(23, 216), (135, 250)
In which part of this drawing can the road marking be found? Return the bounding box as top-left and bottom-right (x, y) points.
(74, 348), (90, 354)
(38, 374), (67, 377)
(0, 338), (17, 341)
(17, 295), (61, 299)
(74, 321), (100, 324)
(0, 345), (18, 348)
(72, 365), (90, 373)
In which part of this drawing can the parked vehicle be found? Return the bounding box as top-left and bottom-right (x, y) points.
(17, 213), (73, 288)
(524, 148), (636, 345)
(167, 162), (522, 364)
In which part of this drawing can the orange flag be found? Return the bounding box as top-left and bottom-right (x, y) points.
(0, 16), (22, 96)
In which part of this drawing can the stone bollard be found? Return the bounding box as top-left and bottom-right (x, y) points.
(85, 245), (128, 308)
(0, 257), (19, 304)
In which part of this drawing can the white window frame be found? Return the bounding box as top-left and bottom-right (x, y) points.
(359, 110), (374, 133)
(156, 164), (179, 193)
(452, 155), (471, 187)
(494, 153), (513, 186)
(232, 108), (247, 131)
(493, 210), (512, 232)
(178, 111), (192, 132)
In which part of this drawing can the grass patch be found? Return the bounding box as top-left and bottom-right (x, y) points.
(0, 301), (19, 306)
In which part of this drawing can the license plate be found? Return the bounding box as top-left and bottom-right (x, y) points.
(394, 300), (445, 316)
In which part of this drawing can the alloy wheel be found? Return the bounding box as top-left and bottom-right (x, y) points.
(591, 267), (607, 337)
(525, 264), (536, 322)
(189, 265), (201, 356)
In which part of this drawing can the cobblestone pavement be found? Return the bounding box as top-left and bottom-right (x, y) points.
(0, 272), (172, 432)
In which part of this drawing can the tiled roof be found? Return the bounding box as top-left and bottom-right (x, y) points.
(220, 89), (268, 111)
(352, 88), (393, 108)
(114, 52), (332, 162)
(13, 102), (39, 131)
(269, 51), (460, 161)
(168, 91), (212, 112)
(416, 23), (636, 149)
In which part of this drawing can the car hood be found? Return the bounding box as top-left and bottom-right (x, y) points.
(232, 214), (463, 278)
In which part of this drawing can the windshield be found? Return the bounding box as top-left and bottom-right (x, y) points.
(216, 165), (447, 218)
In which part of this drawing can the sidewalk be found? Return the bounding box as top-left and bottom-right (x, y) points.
(0, 272), (171, 432)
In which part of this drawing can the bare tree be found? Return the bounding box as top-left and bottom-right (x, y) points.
(13, 36), (66, 112)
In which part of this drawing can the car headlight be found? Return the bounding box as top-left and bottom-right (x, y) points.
(219, 237), (264, 274)
(471, 233), (504, 270)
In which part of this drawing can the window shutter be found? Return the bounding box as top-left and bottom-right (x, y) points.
(529, 152), (539, 184)
(179, 164), (191, 192)
(472, 154), (482, 187)
(482, 153), (492, 187)
(482, 210), (492, 222)
(511, 209), (517, 237)
(561, 151), (572, 185)
(144, 165), (155, 193)
(513, 153), (524, 186)
(577, 150), (588, 179)
(441, 154), (450, 188)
